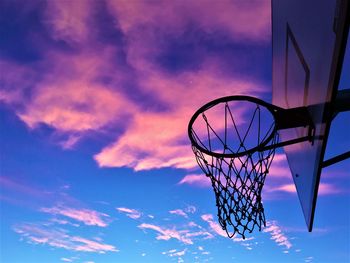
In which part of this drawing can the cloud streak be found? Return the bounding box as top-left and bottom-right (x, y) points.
(178, 174), (211, 187)
(116, 207), (141, 219)
(169, 209), (188, 218)
(14, 223), (118, 253)
(138, 223), (193, 245)
(268, 183), (341, 196)
(41, 206), (110, 227)
(201, 214), (227, 237)
(263, 221), (292, 250)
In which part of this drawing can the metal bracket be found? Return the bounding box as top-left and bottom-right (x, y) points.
(322, 151), (350, 168)
(322, 89), (350, 167)
(274, 106), (315, 143)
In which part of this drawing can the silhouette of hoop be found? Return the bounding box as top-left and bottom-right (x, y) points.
(188, 95), (279, 239)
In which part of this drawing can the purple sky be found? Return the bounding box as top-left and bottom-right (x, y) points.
(0, 1), (349, 263)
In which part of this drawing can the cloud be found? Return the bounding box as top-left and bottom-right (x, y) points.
(92, 0), (269, 171)
(178, 174), (211, 187)
(61, 258), (73, 262)
(50, 218), (79, 227)
(267, 154), (292, 178)
(263, 221), (292, 250)
(169, 209), (188, 218)
(0, 60), (38, 106)
(201, 214), (258, 243)
(201, 214), (227, 237)
(185, 205), (196, 214)
(0, 176), (49, 198)
(304, 256), (314, 263)
(106, 0), (270, 49)
(18, 49), (134, 133)
(138, 223), (193, 245)
(116, 207), (141, 219)
(269, 183), (341, 195)
(14, 223), (118, 253)
(2, 0), (269, 172)
(43, 0), (93, 44)
(40, 206), (110, 227)
(162, 248), (187, 257)
(59, 135), (82, 150)
(94, 69), (264, 171)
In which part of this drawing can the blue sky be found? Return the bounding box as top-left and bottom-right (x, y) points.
(0, 1), (349, 263)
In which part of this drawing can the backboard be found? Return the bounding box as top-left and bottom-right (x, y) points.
(272, 0), (349, 231)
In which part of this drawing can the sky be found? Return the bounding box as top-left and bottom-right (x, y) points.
(0, 1), (349, 263)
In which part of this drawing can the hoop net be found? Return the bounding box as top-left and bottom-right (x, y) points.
(189, 98), (278, 239)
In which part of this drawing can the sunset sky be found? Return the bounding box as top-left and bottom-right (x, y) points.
(0, 1), (349, 263)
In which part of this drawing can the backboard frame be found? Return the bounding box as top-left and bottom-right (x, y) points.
(272, 0), (349, 231)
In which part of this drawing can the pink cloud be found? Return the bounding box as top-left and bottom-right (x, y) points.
(138, 223), (193, 245)
(0, 176), (48, 198)
(267, 154), (292, 178)
(43, 0), (93, 44)
(318, 183), (342, 195)
(169, 209), (188, 218)
(178, 174), (211, 188)
(269, 183), (341, 195)
(263, 221), (292, 250)
(50, 218), (80, 227)
(18, 49), (134, 133)
(2, 0), (269, 172)
(105, 0), (271, 96)
(72, 236), (117, 253)
(0, 60), (37, 105)
(201, 214), (227, 237)
(59, 135), (82, 150)
(94, 69), (264, 170)
(41, 206), (110, 227)
(107, 1), (270, 49)
(185, 230), (214, 240)
(116, 207), (141, 219)
(14, 223), (118, 253)
(2, 44), (134, 148)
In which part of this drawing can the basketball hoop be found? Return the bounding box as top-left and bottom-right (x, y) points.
(188, 96), (281, 239)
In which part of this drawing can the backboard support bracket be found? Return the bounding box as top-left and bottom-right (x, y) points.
(331, 89), (350, 119)
(321, 89), (350, 168)
(322, 151), (350, 168)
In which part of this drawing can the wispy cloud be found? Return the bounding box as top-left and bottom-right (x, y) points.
(201, 214), (227, 237)
(138, 223), (193, 245)
(50, 218), (79, 227)
(263, 221), (292, 250)
(14, 223), (118, 253)
(304, 256), (314, 263)
(116, 207), (141, 219)
(178, 174), (211, 187)
(61, 258), (73, 262)
(40, 206), (110, 227)
(0, 176), (50, 198)
(162, 248), (187, 257)
(18, 50), (134, 133)
(185, 205), (196, 214)
(269, 183), (341, 195)
(169, 209), (188, 218)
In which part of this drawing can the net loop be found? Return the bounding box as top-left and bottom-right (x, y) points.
(189, 96), (279, 239)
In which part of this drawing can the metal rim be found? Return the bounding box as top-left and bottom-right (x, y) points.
(188, 95), (280, 158)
